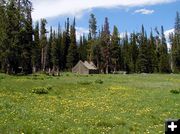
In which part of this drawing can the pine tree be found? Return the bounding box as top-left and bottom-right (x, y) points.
(78, 36), (83, 60)
(32, 21), (41, 73)
(110, 26), (120, 72)
(101, 17), (111, 73)
(57, 23), (62, 71)
(148, 30), (158, 73)
(20, 0), (33, 74)
(88, 14), (97, 62)
(159, 26), (171, 73)
(61, 18), (71, 70)
(51, 30), (59, 74)
(130, 32), (138, 73)
(171, 11), (180, 72)
(0, 0), (34, 74)
(5, 0), (21, 74)
(40, 19), (47, 72)
(92, 39), (103, 70)
(46, 26), (53, 72)
(0, 2), (7, 72)
(89, 14), (97, 39)
(122, 32), (131, 73)
(66, 19), (78, 69)
(0, 4), (179, 75)
(137, 25), (149, 73)
(61, 31), (66, 70)
(117, 44), (123, 71)
(78, 35), (87, 61)
(175, 12), (180, 35)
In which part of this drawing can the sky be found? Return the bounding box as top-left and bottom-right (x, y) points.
(31, 0), (180, 39)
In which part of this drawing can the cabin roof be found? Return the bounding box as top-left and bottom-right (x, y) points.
(83, 61), (97, 70)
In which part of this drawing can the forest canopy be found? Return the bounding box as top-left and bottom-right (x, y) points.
(0, 0), (180, 74)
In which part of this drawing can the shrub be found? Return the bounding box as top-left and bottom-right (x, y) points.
(77, 81), (92, 85)
(47, 76), (53, 79)
(95, 79), (103, 84)
(80, 75), (88, 77)
(46, 85), (53, 90)
(0, 76), (5, 80)
(31, 76), (45, 80)
(32, 87), (49, 94)
(170, 89), (180, 94)
(96, 121), (114, 127)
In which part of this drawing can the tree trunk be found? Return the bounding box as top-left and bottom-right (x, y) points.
(48, 68), (51, 75)
(106, 65), (109, 74)
(33, 66), (36, 73)
(41, 48), (44, 71)
(43, 46), (47, 72)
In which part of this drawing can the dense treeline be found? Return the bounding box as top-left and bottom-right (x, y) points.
(0, 0), (33, 74)
(0, 0), (180, 74)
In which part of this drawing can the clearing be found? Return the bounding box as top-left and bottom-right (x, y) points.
(0, 73), (179, 133)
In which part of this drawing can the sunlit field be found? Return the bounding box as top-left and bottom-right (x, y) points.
(0, 73), (179, 133)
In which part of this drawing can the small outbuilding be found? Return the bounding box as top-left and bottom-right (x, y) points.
(72, 60), (99, 74)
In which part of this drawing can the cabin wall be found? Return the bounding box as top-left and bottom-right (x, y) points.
(72, 63), (89, 74)
(79, 65), (89, 74)
(89, 70), (99, 74)
(72, 61), (99, 74)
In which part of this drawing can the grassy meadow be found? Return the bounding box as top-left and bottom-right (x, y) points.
(0, 73), (180, 134)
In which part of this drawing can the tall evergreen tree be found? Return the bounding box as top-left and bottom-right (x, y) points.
(122, 32), (131, 73)
(0, 2), (7, 72)
(32, 21), (40, 73)
(137, 25), (149, 73)
(92, 38), (103, 70)
(130, 32), (138, 72)
(57, 23), (62, 71)
(78, 35), (83, 60)
(51, 30), (59, 74)
(159, 26), (171, 73)
(0, 4), (179, 75)
(101, 17), (111, 73)
(5, 0), (21, 74)
(40, 19), (47, 72)
(88, 14), (97, 62)
(110, 26), (120, 72)
(66, 19), (78, 69)
(89, 14), (97, 39)
(61, 18), (71, 70)
(148, 30), (158, 72)
(0, 0), (34, 74)
(171, 11), (180, 72)
(175, 12), (180, 35)
(20, 0), (33, 74)
(78, 35), (87, 61)
(46, 26), (53, 71)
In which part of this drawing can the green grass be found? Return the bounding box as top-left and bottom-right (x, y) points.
(0, 73), (180, 134)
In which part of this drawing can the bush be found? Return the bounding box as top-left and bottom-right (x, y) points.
(96, 121), (114, 127)
(95, 79), (103, 84)
(32, 87), (49, 94)
(0, 76), (5, 80)
(77, 81), (92, 85)
(31, 77), (44, 80)
(170, 89), (180, 94)
(46, 85), (53, 90)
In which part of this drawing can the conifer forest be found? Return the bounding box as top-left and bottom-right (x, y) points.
(0, 0), (180, 74)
